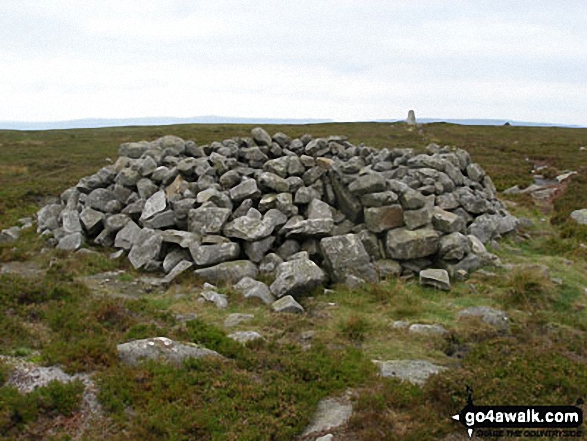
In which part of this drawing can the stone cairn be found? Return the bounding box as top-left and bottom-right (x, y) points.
(36, 127), (517, 302)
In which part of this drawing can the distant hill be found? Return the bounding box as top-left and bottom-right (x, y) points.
(0, 116), (583, 130)
(0, 116), (333, 131)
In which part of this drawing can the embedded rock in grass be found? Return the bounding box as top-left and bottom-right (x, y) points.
(271, 295), (304, 314)
(570, 209), (587, 225)
(408, 323), (449, 335)
(200, 289), (228, 309)
(117, 337), (221, 366)
(0, 226), (20, 244)
(224, 313), (255, 328)
(228, 331), (263, 344)
(374, 360), (447, 385)
(302, 393), (353, 436)
(457, 306), (509, 332)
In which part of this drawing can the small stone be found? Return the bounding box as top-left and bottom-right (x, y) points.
(408, 323), (449, 335)
(200, 290), (228, 309)
(228, 331), (263, 344)
(224, 313), (255, 328)
(57, 232), (84, 251)
(233, 277), (275, 304)
(419, 269), (451, 291)
(374, 360), (447, 385)
(271, 295), (304, 314)
(140, 190), (167, 221)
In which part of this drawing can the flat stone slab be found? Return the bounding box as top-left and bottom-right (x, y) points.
(117, 337), (221, 366)
(224, 313), (255, 328)
(457, 306), (509, 332)
(408, 323), (449, 336)
(374, 360), (447, 385)
(419, 268), (451, 291)
(271, 295), (304, 314)
(227, 331), (263, 344)
(302, 393), (353, 436)
(0, 261), (45, 278)
(79, 270), (166, 298)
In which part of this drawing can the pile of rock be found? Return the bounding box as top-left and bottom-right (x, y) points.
(36, 127), (516, 295)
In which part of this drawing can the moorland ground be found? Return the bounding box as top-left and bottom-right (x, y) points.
(0, 122), (586, 440)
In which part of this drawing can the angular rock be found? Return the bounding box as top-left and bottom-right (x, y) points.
(403, 207), (432, 231)
(37, 203), (63, 232)
(194, 260), (258, 284)
(223, 216), (274, 241)
(114, 220), (142, 250)
(270, 259), (326, 298)
(259, 172), (289, 193)
(200, 289), (228, 309)
(251, 127), (272, 146)
(229, 179), (261, 202)
(320, 234), (378, 283)
(234, 277), (275, 304)
(161, 260), (193, 284)
(244, 236), (275, 263)
(360, 191), (398, 207)
(271, 295), (304, 314)
(364, 205), (404, 233)
(57, 232), (84, 251)
(348, 173), (386, 195)
(163, 248), (191, 273)
(140, 190), (167, 221)
(399, 189), (427, 210)
(385, 228), (440, 260)
(128, 229), (163, 269)
(432, 208), (465, 233)
(86, 188), (117, 213)
(374, 260), (402, 278)
(188, 206), (231, 234)
(189, 242), (240, 267)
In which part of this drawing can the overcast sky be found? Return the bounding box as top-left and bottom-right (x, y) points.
(1, 0), (586, 125)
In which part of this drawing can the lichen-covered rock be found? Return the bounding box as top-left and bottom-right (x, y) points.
(234, 277), (275, 304)
(270, 259), (326, 298)
(194, 260), (258, 284)
(385, 228), (439, 260)
(320, 234), (378, 283)
(117, 337), (221, 366)
(419, 268), (451, 291)
(271, 295), (304, 314)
